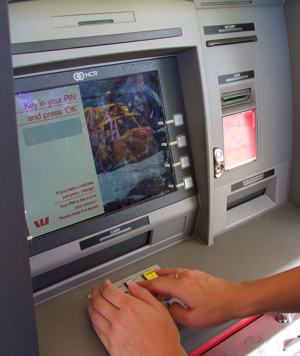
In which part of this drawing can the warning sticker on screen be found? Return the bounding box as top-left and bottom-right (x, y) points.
(15, 85), (104, 237)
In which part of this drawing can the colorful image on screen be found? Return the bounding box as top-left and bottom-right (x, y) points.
(80, 71), (175, 213)
(15, 70), (177, 238)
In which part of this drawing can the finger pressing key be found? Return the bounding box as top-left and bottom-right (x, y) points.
(102, 279), (132, 309)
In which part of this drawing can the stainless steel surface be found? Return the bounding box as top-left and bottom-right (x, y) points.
(276, 313), (292, 324)
(204, 313), (300, 355)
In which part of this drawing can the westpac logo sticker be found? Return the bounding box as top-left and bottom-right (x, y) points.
(34, 217), (49, 228)
(73, 70), (98, 81)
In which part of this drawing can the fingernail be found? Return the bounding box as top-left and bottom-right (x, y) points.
(104, 279), (111, 286)
(128, 281), (138, 288)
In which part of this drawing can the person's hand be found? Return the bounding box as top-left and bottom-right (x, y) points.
(139, 268), (244, 328)
(87, 279), (187, 356)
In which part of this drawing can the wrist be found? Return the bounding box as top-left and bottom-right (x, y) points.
(177, 345), (188, 356)
(164, 342), (187, 356)
(222, 283), (251, 321)
(237, 280), (266, 318)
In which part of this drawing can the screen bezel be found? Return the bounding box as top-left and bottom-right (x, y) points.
(14, 56), (196, 256)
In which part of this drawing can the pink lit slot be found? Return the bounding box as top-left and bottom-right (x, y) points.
(223, 109), (257, 170)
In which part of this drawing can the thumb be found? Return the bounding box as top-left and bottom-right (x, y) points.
(169, 303), (191, 326)
(128, 282), (162, 309)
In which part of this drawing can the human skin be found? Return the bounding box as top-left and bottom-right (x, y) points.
(87, 266), (300, 354)
(140, 266), (300, 328)
(87, 279), (187, 356)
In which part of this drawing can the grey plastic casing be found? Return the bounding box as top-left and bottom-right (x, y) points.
(193, 1), (293, 244)
(8, 0), (292, 300)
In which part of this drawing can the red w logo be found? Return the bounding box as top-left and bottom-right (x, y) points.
(34, 217), (49, 228)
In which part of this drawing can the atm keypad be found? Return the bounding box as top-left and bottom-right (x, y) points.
(142, 269), (159, 281)
(120, 265), (160, 291)
(114, 265), (186, 308)
(86, 265), (160, 299)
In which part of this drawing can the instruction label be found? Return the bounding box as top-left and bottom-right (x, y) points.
(16, 85), (104, 238)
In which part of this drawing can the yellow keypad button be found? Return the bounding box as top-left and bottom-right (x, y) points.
(142, 269), (158, 281)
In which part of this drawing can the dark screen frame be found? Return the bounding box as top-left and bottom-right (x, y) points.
(14, 56), (196, 256)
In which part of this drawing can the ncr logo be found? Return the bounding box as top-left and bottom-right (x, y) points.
(73, 70), (98, 81)
(34, 217), (49, 228)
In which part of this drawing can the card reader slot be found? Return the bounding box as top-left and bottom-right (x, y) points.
(221, 88), (251, 107)
(206, 35), (257, 47)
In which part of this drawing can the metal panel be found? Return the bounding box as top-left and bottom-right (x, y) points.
(12, 28), (183, 55)
(0, 0), (39, 354)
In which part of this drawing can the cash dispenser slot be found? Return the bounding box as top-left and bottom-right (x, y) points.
(227, 188), (265, 210)
(221, 88), (251, 108)
(32, 231), (151, 292)
(79, 216), (149, 250)
(206, 35), (257, 47)
(226, 171), (277, 229)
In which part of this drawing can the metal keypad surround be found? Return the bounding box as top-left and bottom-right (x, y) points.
(112, 264), (161, 292)
(86, 264), (186, 308)
(86, 264), (161, 298)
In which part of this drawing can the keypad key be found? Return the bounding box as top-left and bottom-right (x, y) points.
(142, 269), (158, 281)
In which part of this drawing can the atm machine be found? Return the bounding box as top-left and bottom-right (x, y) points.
(5, 0), (298, 354)
(10, 0), (201, 303)
(194, 0), (292, 244)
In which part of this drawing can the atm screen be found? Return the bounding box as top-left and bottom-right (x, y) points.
(15, 70), (176, 238)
